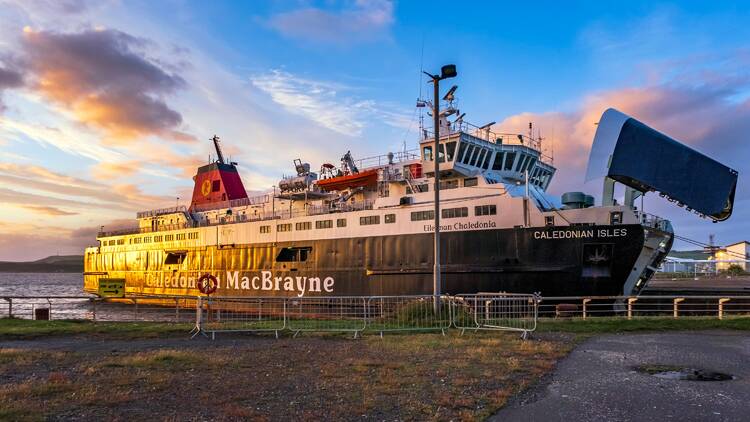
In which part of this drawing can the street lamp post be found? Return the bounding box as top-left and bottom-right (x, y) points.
(424, 64), (457, 313)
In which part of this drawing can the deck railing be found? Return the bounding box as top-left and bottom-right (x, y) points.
(98, 200), (375, 237)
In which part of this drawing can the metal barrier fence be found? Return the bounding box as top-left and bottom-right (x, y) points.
(193, 294), (536, 339)
(366, 296), (452, 336)
(453, 293), (540, 338)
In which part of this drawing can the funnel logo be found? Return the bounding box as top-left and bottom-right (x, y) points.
(201, 179), (211, 197)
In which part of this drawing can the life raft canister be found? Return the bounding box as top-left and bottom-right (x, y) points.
(197, 273), (218, 295)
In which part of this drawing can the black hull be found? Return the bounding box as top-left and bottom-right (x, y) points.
(84, 225), (646, 297)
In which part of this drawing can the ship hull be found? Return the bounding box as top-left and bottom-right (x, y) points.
(84, 224), (646, 297)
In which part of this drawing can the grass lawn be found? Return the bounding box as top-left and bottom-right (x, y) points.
(1, 316), (749, 420)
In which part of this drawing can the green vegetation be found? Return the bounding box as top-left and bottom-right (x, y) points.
(0, 319), (192, 340)
(537, 316), (750, 333)
(721, 264), (747, 276)
(2, 315), (750, 340)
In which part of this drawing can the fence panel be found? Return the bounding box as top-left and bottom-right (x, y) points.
(194, 297), (286, 338)
(286, 297), (367, 337)
(365, 296), (451, 335)
(453, 293), (539, 337)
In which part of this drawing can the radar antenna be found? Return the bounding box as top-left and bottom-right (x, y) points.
(211, 135), (225, 164)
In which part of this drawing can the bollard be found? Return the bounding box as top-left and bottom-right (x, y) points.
(582, 298), (591, 320)
(673, 298), (685, 318)
(627, 297), (638, 320)
(718, 298), (731, 320)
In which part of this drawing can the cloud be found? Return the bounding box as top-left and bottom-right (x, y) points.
(0, 63), (23, 111)
(267, 0), (393, 45)
(251, 69), (409, 136)
(90, 161), (139, 179)
(19, 28), (194, 142)
(20, 205), (78, 216)
(0, 162), (170, 211)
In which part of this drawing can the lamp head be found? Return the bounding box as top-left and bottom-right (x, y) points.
(440, 64), (457, 79)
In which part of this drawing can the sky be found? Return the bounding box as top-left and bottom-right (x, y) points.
(0, 0), (749, 260)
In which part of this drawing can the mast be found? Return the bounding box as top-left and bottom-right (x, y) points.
(211, 135), (225, 164)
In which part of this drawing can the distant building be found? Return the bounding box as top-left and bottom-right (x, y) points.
(710, 241), (749, 271)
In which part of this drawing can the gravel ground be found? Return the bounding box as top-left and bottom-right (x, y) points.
(493, 330), (750, 422)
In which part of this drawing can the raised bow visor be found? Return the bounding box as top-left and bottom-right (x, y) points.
(586, 108), (738, 221)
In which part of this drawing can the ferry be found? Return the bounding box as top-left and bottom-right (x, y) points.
(84, 92), (738, 298)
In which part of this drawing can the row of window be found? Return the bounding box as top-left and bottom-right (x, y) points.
(261, 205), (496, 234)
(105, 232), (199, 247)
(405, 177), (478, 195)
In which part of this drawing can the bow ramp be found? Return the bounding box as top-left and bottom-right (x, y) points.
(586, 108), (738, 221)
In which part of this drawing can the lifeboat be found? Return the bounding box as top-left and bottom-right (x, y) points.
(316, 168), (379, 192)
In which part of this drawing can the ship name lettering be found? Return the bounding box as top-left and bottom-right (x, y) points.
(221, 270), (334, 296)
(534, 228), (628, 239)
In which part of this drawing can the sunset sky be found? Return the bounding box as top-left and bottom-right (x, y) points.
(0, 0), (749, 260)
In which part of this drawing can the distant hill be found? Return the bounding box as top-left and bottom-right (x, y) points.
(0, 255), (83, 273)
(668, 249), (711, 260)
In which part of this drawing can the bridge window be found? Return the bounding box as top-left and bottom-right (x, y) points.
(260, 225), (271, 233)
(492, 152), (504, 170)
(277, 223), (292, 232)
(464, 177), (478, 187)
(337, 218), (347, 227)
(504, 152), (516, 170)
(475, 205), (497, 216)
(445, 141), (457, 161)
(523, 157), (537, 173)
(461, 145), (475, 164)
(423, 145), (433, 161)
(515, 155), (528, 172)
(481, 152), (492, 169)
(456, 142), (468, 162)
(610, 211), (623, 225)
(442, 207), (468, 218)
(385, 214), (396, 224)
(276, 247), (312, 262)
(545, 216), (555, 226)
(411, 210), (434, 221)
(470, 147), (483, 166)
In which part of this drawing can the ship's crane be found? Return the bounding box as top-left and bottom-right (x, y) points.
(211, 135), (225, 164)
(341, 151), (359, 175)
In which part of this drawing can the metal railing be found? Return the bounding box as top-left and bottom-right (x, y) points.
(0, 295), (197, 323)
(538, 295), (750, 320)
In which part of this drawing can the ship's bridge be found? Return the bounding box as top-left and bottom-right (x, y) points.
(419, 123), (556, 190)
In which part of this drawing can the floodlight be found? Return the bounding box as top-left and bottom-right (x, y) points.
(440, 64), (457, 79)
(443, 85), (458, 101)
